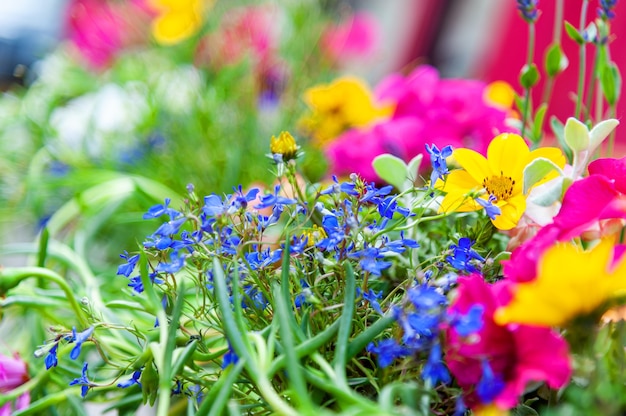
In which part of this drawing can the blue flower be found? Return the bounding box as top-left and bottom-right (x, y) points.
(294, 279), (311, 308)
(45, 343), (58, 370)
(117, 251), (140, 277)
(421, 343), (451, 386)
(357, 288), (384, 314)
(348, 247), (392, 276)
(117, 370), (142, 388)
(425, 144), (453, 186)
(366, 339), (411, 368)
(153, 217), (187, 237)
(380, 232), (419, 254)
(516, 0), (539, 22)
(156, 250), (187, 274)
(377, 196), (412, 219)
(598, 0), (618, 20)
(69, 362), (92, 398)
(448, 304), (484, 337)
(476, 194), (501, 220)
(242, 285), (269, 310)
(143, 198), (181, 220)
(446, 238), (484, 274)
(254, 185), (297, 210)
(360, 183), (393, 204)
(477, 360), (506, 403)
(407, 284), (447, 310)
(70, 326), (94, 360)
(244, 247), (282, 271)
(222, 343), (239, 368)
(203, 194), (229, 217)
(231, 185), (260, 210)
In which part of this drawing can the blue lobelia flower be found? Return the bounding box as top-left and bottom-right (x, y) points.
(70, 326), (94, 360)
(421, 343), (451, 386)
(516, 0), (539, 22)
(231, 185), (260, 210)
(446, 238), (484, 274)
(366, 339), (411, 368)
(117, 370), (142, 388)
(45, 343), (59, 370)
(222, 342), (239, 369)
(476, 194), (501, 220)
(448, 304), (484, 337)
(357, 288), (384, 314)
(425, 144), (453, 186)
(254, 185), (297, 210)
(143, 198), (181, 220)
(477, 360), (506, 403)
(69, 362), (92, 398)
(348, 246), (392, 276)
(117, 251), (140, 277)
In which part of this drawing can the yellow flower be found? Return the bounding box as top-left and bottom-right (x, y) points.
(148, 0), (213, 45)
(270, 131), (299, 161)
(435, 133), (565, 230)
(474, 404), (510, 416)
(495, 239), (626, 327)
(299, 77), (393, 145)
(303, 225), (327, 247)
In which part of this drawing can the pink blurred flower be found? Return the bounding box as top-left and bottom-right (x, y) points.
(195, 5), (278, 69)
(0, 353), (30, 415)
(321, 12), (378, 63)
(66, 0), (152, 69)
(446, 275), (571, 410)
(504, 156), (626, 282)
(324, 65), (516, 182)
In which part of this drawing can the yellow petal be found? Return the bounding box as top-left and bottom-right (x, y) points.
(484, 81), (515, 109)
(152, 12), (202, 45)
(486, 133), (530, 179)
(491, 194), (526, 230)
(495, 239), (626, 327)
(437, 170), (482, 213)
(453, 148), (491, 186)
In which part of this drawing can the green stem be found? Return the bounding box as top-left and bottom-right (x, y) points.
(575, 0), (589, 119)
(521, 22), (536, 140)
(0, 267), (89, 327)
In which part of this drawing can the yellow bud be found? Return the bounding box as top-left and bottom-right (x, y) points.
(270, 131), (299, 161)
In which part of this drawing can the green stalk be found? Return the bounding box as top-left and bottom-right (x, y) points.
(521, 22), (536, 140)
(0, 267), (89, 327)
(575, 0), (589, 119)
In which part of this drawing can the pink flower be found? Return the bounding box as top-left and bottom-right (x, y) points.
(446, 275), (571, 410)
(66, 0), (152, 69)
(321, 12), (379, 63)
(504, 156), (626, 282)
(323, 65), (516, 182)
(0, 353), (30, 415)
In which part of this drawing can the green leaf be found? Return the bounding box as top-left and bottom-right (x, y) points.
(527, 176), (566, 207)
(564, 117), (590, 152)
(406, 154), (423, 185)
(171, 339), (198, 377)
(601, 61), (622, 106)
(512, 404), (540, 416)
(564, 21), (584, 44)
(373, 154), (407, 190)
(200, 360), (245, 416)
(545, 43), (568, 76)
(332, 263), (356, 385)
(520, 64), (540, 89)
(550, 116), (573, 164)
(531, 103), (548, 143)
(589, 118), (620, 151)
(523, 157), (563, 194)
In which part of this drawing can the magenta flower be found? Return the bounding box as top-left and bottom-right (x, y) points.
(0, 353), (30, 415)
(323, 65), (516, 183)
(65, 0), (151, 69)
(445, 275), (571, 410)
(321, 12), (379, 63)
(504, 156), (626, 282)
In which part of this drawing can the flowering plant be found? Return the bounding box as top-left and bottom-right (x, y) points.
(1, 1), (626, 416)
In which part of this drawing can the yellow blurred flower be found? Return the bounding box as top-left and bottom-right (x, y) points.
(148, 0), (213, 45)
(270, 131), (299, 161)
(299, 77), (393, 145)
(484, 81), (518, 119)
(474, 404), (510, 416)
(435, 133), (565, 230)
(495, 239), (626, 327)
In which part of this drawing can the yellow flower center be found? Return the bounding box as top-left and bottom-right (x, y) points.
(270, 131), (298, 160)
(304, 225), (327, 247)
(482, 172), (516, 201)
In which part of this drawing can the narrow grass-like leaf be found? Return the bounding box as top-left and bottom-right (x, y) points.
(271, 282), (312, 409)
(37, 227), (49, 267)
(198, 359), (246, 416)
(347, 315), (396, 360)
(333, 263), (356, 385)
(171, 339), (198, 377)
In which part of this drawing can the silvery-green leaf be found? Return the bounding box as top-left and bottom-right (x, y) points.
(373, 154), (407, 190)
(523, 157), (564, 194)
(563, 117), (589, 153)
(589, 119), (619, 151)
